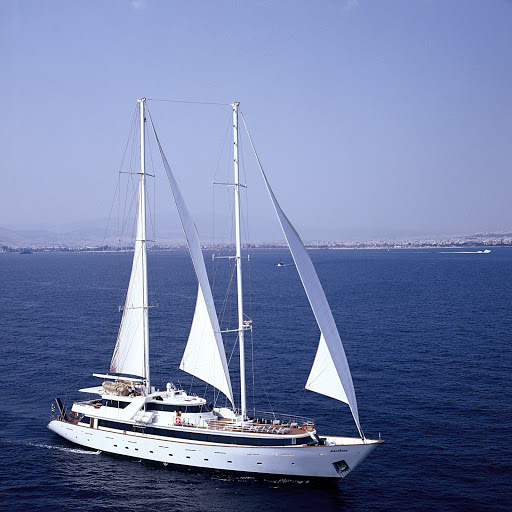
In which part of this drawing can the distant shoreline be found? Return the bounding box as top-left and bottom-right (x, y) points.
(2, 243), (510, 254)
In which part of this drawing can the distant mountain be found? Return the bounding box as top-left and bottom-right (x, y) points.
(0, 227), (27, 246)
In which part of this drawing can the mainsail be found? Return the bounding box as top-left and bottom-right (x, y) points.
(242, 115), (362, 435)
(110, 166), (149, 380)
(150, 117), (234, 407)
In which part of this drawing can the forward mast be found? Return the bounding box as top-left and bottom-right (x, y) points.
(138, 97), (150, 392)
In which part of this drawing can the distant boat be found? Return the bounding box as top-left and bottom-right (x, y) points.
(48, 98), (381, 481)
(440, 248), (492, 254)
(19, 249), (32, 254)
(277, 259), (285, 267)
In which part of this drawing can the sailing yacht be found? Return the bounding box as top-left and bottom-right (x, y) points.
(48, 98), (381, 480)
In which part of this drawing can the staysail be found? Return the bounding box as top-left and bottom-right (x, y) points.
(110, 164), (149, 380)
(150, 116), (234, 406)
(242, 114), (362, 435)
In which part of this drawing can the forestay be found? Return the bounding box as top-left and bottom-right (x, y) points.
(150, 117), (234, 407)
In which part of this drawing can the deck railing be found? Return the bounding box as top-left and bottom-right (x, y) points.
(71, 400), (316, 432)
(246, 410), (315, 428)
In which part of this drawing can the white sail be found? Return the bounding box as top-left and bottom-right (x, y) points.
(180, 286), (234, 403)
(150, 120), (234, 406)
(110, 174), (149, 380)
(255, 160), (362, 434)
(306, 334), (349, 403)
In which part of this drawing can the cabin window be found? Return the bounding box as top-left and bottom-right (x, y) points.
(145, 403), (210, 414)
(102, 399), (130, 409)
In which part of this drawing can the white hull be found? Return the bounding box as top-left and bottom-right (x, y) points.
(48, 419), (380, 480)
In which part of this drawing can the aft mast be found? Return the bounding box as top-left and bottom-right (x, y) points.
(232, 102), (246, 420)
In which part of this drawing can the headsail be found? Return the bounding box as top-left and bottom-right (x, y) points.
(149, 114), (234, 407)
(242, 114), (362, 435)
(265, 176), (361, 433)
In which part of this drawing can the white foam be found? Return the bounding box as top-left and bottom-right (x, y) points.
(30, 442), (101, 455)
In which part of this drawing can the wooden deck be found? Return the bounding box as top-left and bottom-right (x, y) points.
(198, 418), (313, 436)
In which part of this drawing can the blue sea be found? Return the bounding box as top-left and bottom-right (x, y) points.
(0, 248), (510, 511)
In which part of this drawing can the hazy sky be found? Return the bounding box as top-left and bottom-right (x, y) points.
(1, 0), (511, 241)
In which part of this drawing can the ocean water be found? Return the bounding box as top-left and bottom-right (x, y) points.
(0, 248), (510, 512)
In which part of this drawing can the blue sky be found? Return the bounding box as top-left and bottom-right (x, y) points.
(1, 0), (511, 241)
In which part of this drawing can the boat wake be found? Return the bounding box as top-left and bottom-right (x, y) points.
(211, 474), (312, 487)
(29, 442), (101, 455)
(439, 250), (491, 254)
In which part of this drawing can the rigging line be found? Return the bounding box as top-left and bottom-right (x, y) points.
(74, 104), (138, 386)
(146, 107), (230, 402)
(121, 185), (139, 245)
(217, 257), (237, 329)
(239, 108), (287, 420)
(253, 362), (276, 420)
(146, 98), (231, 106)
(145, 108), (157, 244)
(143, 107), (165, 384)
(212, 110), (233, 183)
(211, 109), (233, 261)
(238, 134), (256, 409)
(250, 326), (255, 414)
(295, 387), (309, 419)
(103, 104), (139, 250)
(236, 130), (257, 411)
(239, 108), (268, 184)
(211, 190), (217, 296)
(143, 119), (160, 388)
(121, 106), (140, 244)
(225, 332), (240, 415)
(270, 386), (309, 409)
(119, 113), (141, 247)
